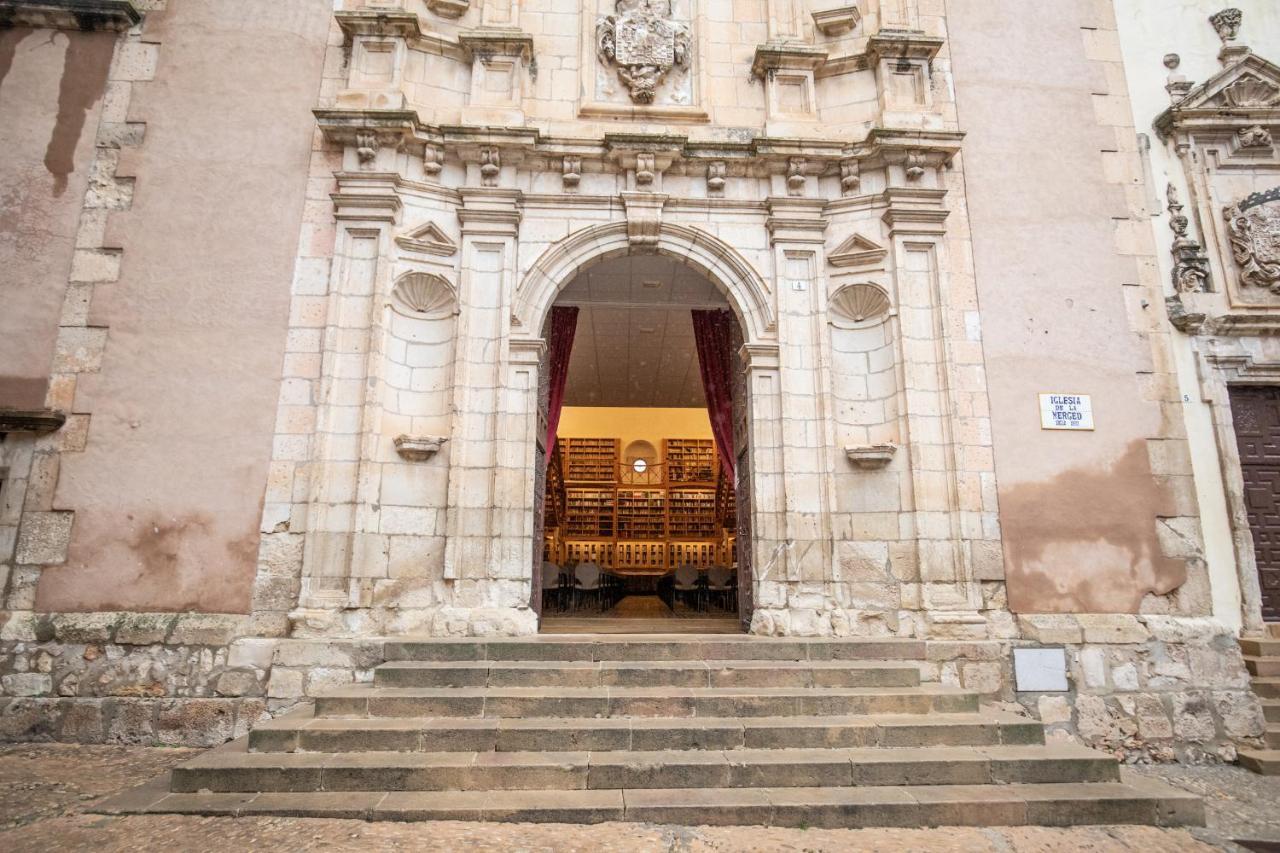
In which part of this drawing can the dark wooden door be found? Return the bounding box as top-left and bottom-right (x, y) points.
(1229, 386), (1280, 622)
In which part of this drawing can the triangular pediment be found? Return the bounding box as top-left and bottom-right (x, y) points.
(395, 221), (457, 257)
(828, 232), (888, 268)
(1166, 53), (1280, 113)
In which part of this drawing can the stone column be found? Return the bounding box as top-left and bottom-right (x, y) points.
(883, 200), (986, 628)
(759, 198), (842, 632)
(441, 187), (535, 632)
(295, 181), (400, 626)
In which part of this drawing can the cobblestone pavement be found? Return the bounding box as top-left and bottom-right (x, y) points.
(1, 743), (1278, 852)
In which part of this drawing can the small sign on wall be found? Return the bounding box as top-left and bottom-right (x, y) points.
(1039, 394), (1094, 431)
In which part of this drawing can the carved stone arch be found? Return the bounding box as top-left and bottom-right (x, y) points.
(828, 282), (892, 329)
(390, 271), (457, 319)
(515, 221), (775, 343)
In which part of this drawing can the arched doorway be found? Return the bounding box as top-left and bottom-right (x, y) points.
(512, 220), (773, 630)
(532, 252), (751, 631)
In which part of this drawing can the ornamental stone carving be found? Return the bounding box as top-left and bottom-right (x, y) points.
(1223, 187), (1280, 295)
(1236, 125), (1273, 149)
(1166, 184), (1210, 293)
(596, 0), (691, 104)
(1209, 8), (1242, 44)
(1221, 77), (1280, 108)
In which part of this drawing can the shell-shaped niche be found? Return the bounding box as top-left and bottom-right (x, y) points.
(391, 272), (456, 319)
(829, 283), (891, 329)
(1221, 76), (1280, 108)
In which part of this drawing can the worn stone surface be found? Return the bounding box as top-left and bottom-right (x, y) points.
(0, 744), (1266, 849)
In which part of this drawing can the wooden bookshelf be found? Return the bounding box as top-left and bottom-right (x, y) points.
(564, 488), (615, 538)
(614, 541), (666, 572)
(564, 437), (619, 482)
(616, 489), (666, 540)
(666, 488), (718, 539)
(664, 438), (717, 484)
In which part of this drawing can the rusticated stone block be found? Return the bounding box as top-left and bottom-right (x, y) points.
(1076, 614), (1149, 644)
(51, 612), (120, 643)
(115, 613), (175, 645)
(1017, 614), (1083, 644)
(156, 698), (235, 747)
(14, 511), (74, 564)
(167, 614), (246, 646)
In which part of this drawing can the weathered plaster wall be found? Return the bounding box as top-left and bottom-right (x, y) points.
(34, 1), (333, 612)
(0, 29), (114, 409)
(947, 0), (1189, 613)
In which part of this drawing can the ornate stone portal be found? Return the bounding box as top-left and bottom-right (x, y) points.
(596, 0), (690, 104)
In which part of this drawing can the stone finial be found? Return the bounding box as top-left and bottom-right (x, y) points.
(1209, 8), (1242, 43)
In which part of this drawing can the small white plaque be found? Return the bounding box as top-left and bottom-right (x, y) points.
(1038, 393), (1094, 431)
(1013, 647), (1069, 692)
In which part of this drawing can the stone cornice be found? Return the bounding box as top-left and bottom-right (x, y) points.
(334, 8), (422, 40)
(866, 30), (946, 64)
(751, 42), (829, 78)
(0, 408), (66, 433)
(0, 0), (139, 30)
(458, 28), (534, 60)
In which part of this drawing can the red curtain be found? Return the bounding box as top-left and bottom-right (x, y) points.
(545, 306), (579, 457)
(691, 309), (735, 480)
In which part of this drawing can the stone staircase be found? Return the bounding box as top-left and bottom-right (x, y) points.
(104, 636), (1203, 827)
(1239, 624), (1280, 776)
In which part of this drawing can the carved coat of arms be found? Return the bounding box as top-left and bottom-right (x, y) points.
(597, 0), (690, 104)
(1224, 187), (1280, 294)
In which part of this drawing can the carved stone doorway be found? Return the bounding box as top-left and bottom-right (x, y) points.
(532, 252), (751, 632)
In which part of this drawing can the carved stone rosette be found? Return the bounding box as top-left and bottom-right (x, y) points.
(597, 0), (691, 104)
(1224, 187), (1280, 294)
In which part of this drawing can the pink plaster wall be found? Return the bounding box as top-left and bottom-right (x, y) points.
(947, 0), (1185, 613)
(0, 29), (113, 409)
(36, 1), (333, 613)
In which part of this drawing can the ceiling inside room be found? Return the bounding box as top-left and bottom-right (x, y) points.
(555, 255), (730, 408)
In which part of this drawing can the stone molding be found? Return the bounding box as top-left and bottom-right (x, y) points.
(0, 409), (66, 434)
(0, 0), (139, 31)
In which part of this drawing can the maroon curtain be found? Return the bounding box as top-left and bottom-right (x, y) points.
(545, 306), (579, 457)
(691, 309), (735, 480)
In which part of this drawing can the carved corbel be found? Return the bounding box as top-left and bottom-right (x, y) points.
(356, 132), (379, 167)
(635, 152), (657, 187)
(904, 151), (926, 181)
(622, 191), (667, 251)
(1165, 295), (1206, 335)
(395, 435), (448, 461)
(562, 155), (582, 190)
(786, 157), (807, 197)
(840, 159), (860, 195)
(706, 160), (727, 195)
(480, 146), (501, 187)
(845, 444), (896, 470)
(426, 0), (469, 18)
(423, 144), (444, 178)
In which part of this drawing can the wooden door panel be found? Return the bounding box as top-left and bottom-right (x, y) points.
(1230, 387), (1280, 622)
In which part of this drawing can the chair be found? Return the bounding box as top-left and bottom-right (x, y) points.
(575, 561), (602, 612)
(673, 563), (702, 612)
(706, 565), (734, 613)
(541, 561), (563, 613)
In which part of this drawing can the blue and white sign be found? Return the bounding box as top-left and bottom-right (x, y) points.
(1038, 393), (1094, 431)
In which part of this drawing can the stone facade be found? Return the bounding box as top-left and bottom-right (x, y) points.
(0, 0), (1273, 759)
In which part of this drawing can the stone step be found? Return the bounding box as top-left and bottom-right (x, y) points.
(108, 778), (1203, 828)
(314, 685), (979, 719)
(171, 741), (1118, 793)
(1268, 624), (1280, 639)
(385, 636), (928, 663)
(1239, 749), (1280, 776)
(1265, 701), (1280, 724)
(1264, 727), (1279, 749)
(1251, 678), (1280, 699)
(1244, 656), (1280, 678)
(373, 659), (923, 689)
(1238, 638), (1280, 657)
(249, 711), (1044, 754)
